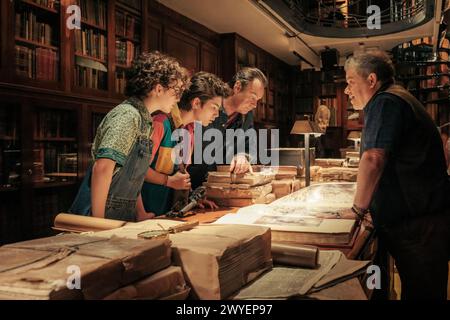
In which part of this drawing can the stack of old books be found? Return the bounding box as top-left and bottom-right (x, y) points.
(0, 233), (186, 300)
(268, 166), (302, 199)
(170, 224), (272, 299)
(314, 158), (359, 182)
(204, 170), (276, 207)
(90, 220), (273, 300)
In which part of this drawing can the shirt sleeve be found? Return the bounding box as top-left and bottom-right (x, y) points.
(362, 94), (405, 152)
(95, 106), (140, 166)
(150, 119), (165, 164)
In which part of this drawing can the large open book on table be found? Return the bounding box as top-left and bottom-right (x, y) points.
(215, 183), (358, 245)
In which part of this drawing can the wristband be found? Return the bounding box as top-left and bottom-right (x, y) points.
(351, 204), (369, 220)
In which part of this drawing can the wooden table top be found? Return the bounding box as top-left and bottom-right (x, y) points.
(158, 207), (239, 224)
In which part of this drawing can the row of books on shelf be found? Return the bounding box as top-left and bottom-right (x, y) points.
(77, 0), (107, 28)
(115, 69), (127, 94)
(116, 40), (139, 66)
(25, 0), (60, 10)
(15, 45), (58, 80)
(320, 83), (336, 96)
(74, 65), (108, 90)
(319, 97), (337, 109)
(115, 11), (140, 41)
(15, 10), (56, 46)
(74, 28), (107, 61)
(34, 146), (77, 174)
(34, 110), (76, 138)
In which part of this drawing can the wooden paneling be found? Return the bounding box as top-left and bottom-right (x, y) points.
(201, 43), (218, 74)
(0, 0), (4, 76)
(148, 20), (163, 51)
(148, 0), (220, 76)
(165, 28), (199, 73)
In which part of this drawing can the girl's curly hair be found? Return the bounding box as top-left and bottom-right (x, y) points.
(125, 51), (189, 98)
(178, 72), (231, 111)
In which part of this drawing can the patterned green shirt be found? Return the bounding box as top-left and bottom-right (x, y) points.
(91, 97), (153, 172)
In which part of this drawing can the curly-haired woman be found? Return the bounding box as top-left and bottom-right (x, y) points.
(141, 71), (230, 216)
(69, 51), (188, 222)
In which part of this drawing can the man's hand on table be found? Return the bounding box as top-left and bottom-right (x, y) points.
(230, 154), (252, 174)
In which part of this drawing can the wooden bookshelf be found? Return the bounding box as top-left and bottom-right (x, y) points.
(20, 0), (59, 14)
(81, 19), (107, 32)
(34, 137), (77, 142)
(116, 0), (141, 15)
(116, 35), (140, 43)
(15, 37), (59, 51)
(0, 0), (251, 243)
(33, 181), (77, 189)
(76, 0), (107, 28)
(73, 0), (108, 91)
(114, 0), (142, 95)
(74, 52), (107, 64)
(13, 0), (60, 82)
(394, 36), (450, 125)
(115, 63), (130, 69)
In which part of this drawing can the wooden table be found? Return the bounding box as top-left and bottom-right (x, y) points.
(175, 207), (238, 223)
(168, 206), (390, 300)
(171, 206), (375, 259)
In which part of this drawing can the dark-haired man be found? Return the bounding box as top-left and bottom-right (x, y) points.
(189, 67), (268, 189)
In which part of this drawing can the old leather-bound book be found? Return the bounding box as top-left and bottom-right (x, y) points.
(210, 193), (276, 207)
(206, 172), (275, 186)
(204, 182), (272, 199)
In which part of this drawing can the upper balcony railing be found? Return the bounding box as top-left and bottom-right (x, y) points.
(259, 0), (436, 38)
